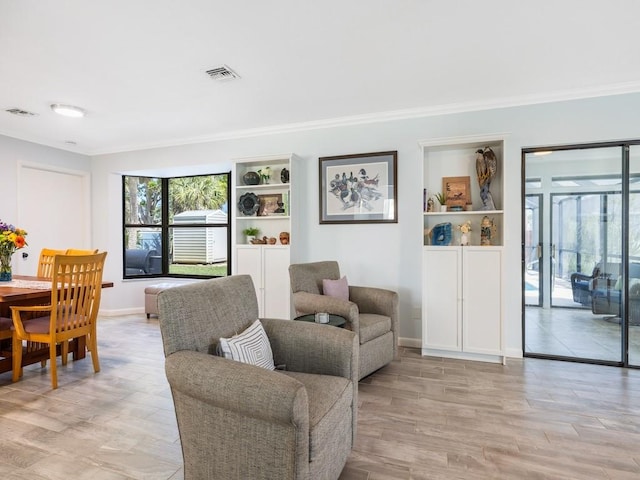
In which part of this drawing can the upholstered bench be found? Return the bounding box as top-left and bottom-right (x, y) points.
(145, 283), (179, 318)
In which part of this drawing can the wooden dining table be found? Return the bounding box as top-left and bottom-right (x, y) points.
(0, 275), (114, 375)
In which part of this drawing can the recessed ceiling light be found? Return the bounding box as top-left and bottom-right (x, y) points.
(50, 104), (86, 118)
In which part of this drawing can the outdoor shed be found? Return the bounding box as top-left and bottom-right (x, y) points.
(172, 209), (228, 264)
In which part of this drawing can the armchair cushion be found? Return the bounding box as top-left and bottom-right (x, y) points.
(323, 276), (349, 301)
(217, 319), (275, 370)
(359, 313), (392, 344)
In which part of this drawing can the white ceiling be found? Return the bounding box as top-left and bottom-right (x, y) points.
(2, 1), (640, 156)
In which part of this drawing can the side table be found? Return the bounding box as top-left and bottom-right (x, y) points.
(294, 314), (346, 328)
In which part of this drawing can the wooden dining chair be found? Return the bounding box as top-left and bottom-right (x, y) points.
(11, 252), (107, 389)
(37, 248), (67, 279)
(0, 316), (12, 342)
(61, 249), (100, 354)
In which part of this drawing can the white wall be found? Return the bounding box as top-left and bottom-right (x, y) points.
(0, 134), (91, 271)
(89, 92), (640, 355)
(5, 94), (640, 356)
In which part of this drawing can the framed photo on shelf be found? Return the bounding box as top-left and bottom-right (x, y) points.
(257, 193), (283, 216)
(319, 151), (397, 224)
(442, 176), (471, 209)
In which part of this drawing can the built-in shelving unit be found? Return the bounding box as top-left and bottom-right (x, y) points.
(420, 135), (506, 364)
(232, 153), (298, 319)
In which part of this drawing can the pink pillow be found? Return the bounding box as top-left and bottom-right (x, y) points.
(323, 276), (349, 301)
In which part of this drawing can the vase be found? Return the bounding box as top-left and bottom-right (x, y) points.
(242, 171), (260, 185)
(0, 251), (12, 282)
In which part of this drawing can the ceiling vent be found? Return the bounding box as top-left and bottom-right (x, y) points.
(206, 65), (240, 82)
(5, 108), (38, 117)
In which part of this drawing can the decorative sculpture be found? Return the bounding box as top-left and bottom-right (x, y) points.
(475, 147), (497, 210)
(430, 222), (452, 246)
(458, 220), (471, 246)
(480, 216), (497, 246)
(426, 197), (434, 212)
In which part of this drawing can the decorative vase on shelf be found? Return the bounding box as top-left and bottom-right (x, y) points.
(280, 167), (289, 184)
(0, 251), (12, 282)
(242, 171), (260, 185)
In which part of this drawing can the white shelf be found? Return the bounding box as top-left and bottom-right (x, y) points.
(237, 215), (290, 220)
(236, 184), (289, 191)
(424, 210), (503, 217)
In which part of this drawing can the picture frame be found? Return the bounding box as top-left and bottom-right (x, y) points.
(319, 151), (397, 224)
(442, 176), (471, 209)
(257, 193), (283, 216)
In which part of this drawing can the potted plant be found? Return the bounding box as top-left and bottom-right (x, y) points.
(242, 227), (260, 244)
(434, 192), (447, 212)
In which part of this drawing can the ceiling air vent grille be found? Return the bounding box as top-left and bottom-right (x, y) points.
(5, 108), (38, 117)
(206, 65), (240, 82)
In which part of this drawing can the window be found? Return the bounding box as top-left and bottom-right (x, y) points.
(122, 173), (230, 279)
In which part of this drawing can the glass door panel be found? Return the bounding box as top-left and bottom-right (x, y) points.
(629, 146), (640, 366)
(524, 195), (542, 306)
(524, 146), (622, 362)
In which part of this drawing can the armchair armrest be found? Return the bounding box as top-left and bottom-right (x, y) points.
(570, 272), (594, 284)
(349, 286), (398, 318)
(349, 285), (399, 357)
(291, 291), (360, 332)
(261, 318), (358, 380)
(165, 350), (309, 425)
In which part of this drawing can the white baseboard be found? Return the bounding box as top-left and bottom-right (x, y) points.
(399, 337), (524, 360)
(505, 347), (524, 358)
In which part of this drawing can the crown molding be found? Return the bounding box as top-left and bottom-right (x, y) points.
(8, 81), (640, 157)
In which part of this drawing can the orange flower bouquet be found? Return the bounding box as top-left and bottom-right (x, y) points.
(0, 219), (28, 281)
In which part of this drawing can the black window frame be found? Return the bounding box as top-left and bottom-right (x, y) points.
(122, 172), (231, 279)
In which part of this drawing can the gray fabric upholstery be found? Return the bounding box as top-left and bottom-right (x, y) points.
(157, 275), (357, 480)
(289, 261), (399, 380)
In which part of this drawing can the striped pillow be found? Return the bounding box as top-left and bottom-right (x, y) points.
(217, 319), (275, 370)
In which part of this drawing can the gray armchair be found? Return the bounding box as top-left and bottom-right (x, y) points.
(289, 261), (398, 380)
(157, 275), (358, 480)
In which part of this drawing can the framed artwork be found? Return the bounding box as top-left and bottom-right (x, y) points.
(257, 193), (283, 216)
(319, 151), (397, 224)
(442, 176), (471, 208)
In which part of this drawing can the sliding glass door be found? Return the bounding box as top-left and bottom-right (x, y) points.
(524, 146), (627, 364)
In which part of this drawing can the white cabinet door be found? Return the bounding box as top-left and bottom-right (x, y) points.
(462, 247), (503, 356)
(263, 246), (291, 319)
(236, 246), (263, 314)
(423, 247), (462, 351)
(235, 245), (290, 319)
(423, 246), (503, 362)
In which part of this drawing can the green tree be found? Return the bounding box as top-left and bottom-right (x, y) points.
(169, 175), (227, 220)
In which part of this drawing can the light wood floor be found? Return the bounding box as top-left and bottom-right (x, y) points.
(1, 315), (640, 479)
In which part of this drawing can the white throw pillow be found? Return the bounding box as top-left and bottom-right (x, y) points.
(217, 319), (275, 370)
